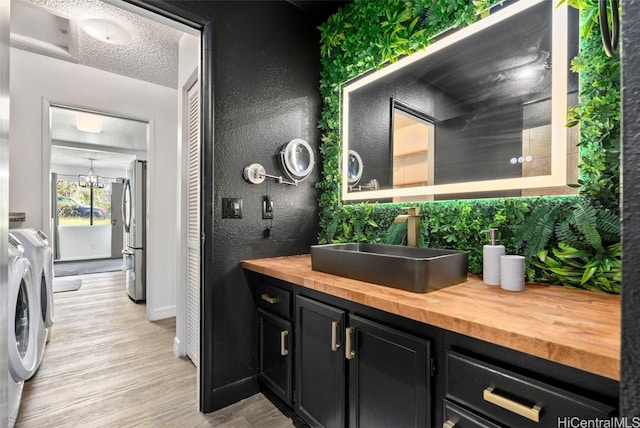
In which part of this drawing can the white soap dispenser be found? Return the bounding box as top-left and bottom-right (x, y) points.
(482, 228), (505, 286)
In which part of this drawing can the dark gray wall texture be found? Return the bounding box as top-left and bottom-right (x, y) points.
(134, 0), (639, 416)
(209, 0), (322, 411)
(622, 0), (640, 417)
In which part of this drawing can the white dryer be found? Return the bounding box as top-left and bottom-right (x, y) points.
(8, 233), (38, 427)
(10, 228), (53, 373)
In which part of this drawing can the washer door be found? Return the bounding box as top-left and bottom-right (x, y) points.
(8, 259), (38, 381)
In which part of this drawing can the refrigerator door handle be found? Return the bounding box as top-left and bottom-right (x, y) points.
(122, 179), (131, 233)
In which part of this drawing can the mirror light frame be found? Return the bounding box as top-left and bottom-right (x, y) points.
(341, 0), (570, 201)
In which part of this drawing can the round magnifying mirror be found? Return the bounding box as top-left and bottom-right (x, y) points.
(347, 150), (363, 185)
(280, 138), (315, 181)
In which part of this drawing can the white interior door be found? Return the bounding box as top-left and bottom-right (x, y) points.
(185, 80), (200, 368)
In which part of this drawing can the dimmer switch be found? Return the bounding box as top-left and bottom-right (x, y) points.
(222, 198), (242, 219)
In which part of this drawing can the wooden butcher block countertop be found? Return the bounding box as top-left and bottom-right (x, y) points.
(242, 254), (621, 380)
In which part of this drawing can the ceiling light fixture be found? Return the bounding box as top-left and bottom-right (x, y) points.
(81, 18), (132, 45)
(79, 158), (104, 188)
(76, 111), (104, 133)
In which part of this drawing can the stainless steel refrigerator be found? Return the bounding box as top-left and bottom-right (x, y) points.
(122, 160), (147, 302)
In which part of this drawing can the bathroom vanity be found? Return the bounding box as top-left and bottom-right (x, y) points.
(243, 254), (619, 427)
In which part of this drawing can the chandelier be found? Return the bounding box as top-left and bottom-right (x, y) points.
(78, 158), (104, 188)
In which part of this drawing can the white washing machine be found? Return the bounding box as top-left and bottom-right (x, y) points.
(8, 233), (38, 427)
(10, 228), (53, 373)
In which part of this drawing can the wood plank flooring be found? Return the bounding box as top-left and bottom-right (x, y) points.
(16, 271), (295, 428)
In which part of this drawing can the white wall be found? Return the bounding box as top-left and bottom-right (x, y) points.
(10, 47), (179, 320)
(58, 225), (111, 260)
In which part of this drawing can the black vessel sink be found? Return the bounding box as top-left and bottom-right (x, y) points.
(311, 243), (468, 293)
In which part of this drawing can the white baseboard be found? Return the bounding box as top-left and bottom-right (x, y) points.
(148, 304), (176, 321)
(173, 336), (185, 357)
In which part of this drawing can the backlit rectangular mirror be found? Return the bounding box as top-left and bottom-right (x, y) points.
(341, 0), (579, 202)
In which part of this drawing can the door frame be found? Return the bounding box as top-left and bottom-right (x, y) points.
(41, 101), (152, 298)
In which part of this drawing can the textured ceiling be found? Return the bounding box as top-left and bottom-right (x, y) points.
(14, 0), (185, 88)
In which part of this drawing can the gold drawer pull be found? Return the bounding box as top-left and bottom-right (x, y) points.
(483, 386), (541, 423)
(442, 420), (456, 428)
(261, 293), (279, 304)
(345, 327), (355, 360)
(331, 321), (341, 351)
(280, 330), (289, 356)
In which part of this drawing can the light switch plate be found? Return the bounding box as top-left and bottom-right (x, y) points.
(222, 198), (242, 219)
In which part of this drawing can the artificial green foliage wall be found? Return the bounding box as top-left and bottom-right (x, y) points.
(569, 24), (621, 210)
(316, 0), (621, 292)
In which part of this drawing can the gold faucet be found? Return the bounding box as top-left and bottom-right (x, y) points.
(393, 207), (421, 247)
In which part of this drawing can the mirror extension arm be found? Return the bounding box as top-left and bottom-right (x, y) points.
(243, 163), (299, 186)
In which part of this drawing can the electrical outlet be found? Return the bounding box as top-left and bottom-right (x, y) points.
(222, 198), (242, 219)
(262, 196), (273, 220)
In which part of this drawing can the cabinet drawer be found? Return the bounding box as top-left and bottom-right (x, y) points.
(446, 350), (616, 427)
(443, 400), (502, 428)
(257, 281), (291, 319)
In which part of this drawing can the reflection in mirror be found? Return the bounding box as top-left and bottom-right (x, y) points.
(347, 150), (363, 186)
(346, 150), (381, 191)
(341, 0), (579, 202)
(391, 100), (435, 202)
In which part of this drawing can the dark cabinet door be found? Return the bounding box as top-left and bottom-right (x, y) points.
(258, 309), (293, 405)
(295, 296), (346, 428)
(348, 314), (432, 428)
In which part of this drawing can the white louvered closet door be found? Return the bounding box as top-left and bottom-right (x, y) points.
(186, 80), (201, 368)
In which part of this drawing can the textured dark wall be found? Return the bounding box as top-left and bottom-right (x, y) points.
(621, 0), (640, 416)
(132, 0), (324, 413)
(209, 1), (321, 411)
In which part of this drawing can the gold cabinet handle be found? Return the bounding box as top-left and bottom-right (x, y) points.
(442, 420), (457, 428)
(345, 327), (355, 360)
(261, 293), (279, 304)
(280, 330), (289, 356)
(483, 386), (541, 423)
(331, 321), (341, 351)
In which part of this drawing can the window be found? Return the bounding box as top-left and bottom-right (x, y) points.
(56, 178), (112, 226)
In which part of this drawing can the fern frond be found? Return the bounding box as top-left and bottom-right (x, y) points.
(570, 201), (604, 253)
(596, 209), (621, 244)
(324, 218), (338, 243)
(555, 220), (583, 249)
(517, 204), (563, 266)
